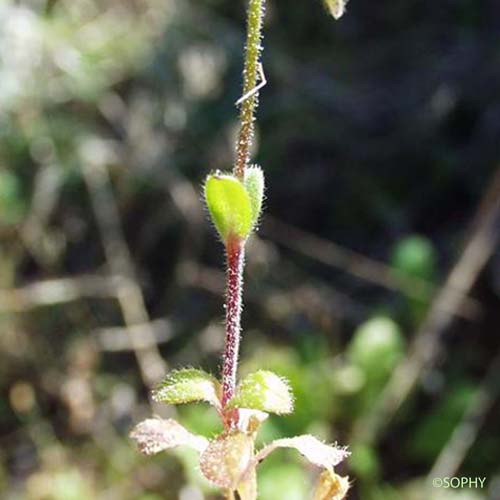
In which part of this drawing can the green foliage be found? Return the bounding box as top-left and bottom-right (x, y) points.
(227, 370), (294, 414)
(204, 168), (265, 244)
(346, 316), (405, 416)
(258, 461), (310, 500)
(132, 359), (348, 497)
(0, 170), (25, 225)
(391, 235), (437, 282)
(348, 317), (405, 381)
(178, 405), (224, 438)
(244, 346), (335, 437)
(152, 368), (221, 407)
(349, 443), (380, 481)
(391, 235), (438, 324)
(204, 173), (254, 242)
(410, 383), (475, 461)
(46, 468), (93, 500)
(244, 165), (265, 229)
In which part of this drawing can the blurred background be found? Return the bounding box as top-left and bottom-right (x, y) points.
(1, 0), (500, 499)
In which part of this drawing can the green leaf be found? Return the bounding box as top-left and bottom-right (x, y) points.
(227, 370), (294, 414)
(243, 165), (265, 230)
(152, 368), (221, 408)
(204, 173), (253, 242)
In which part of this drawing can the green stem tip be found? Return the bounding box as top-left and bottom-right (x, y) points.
(234, 0), (266, 180)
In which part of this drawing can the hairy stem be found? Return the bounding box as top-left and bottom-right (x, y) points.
(221, 0), (265, 427)
(234, 0), (266, 179)
(221, 237), (245, 415)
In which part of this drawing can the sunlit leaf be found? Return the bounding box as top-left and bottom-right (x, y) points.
(256, 434), (349, 469)
(204, 173), (253, 242)
(227, 370), (293, 414)
(243, 165), (265, 230)
(152, 368), (221, 408)
(200, 431), (254, 489)
(130, 418), (208, 456)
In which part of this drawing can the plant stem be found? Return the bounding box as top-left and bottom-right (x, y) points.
(221, 237), (245, 414)
(234, 0), (266, 180)
(221, 0), (266, 427)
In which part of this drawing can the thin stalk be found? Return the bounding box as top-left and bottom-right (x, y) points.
(234, 0), (266, 179)
(221, 0), (266, 427)
(221, 237), (245, 411)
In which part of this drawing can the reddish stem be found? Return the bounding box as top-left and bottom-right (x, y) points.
(221, 236), (245, 424)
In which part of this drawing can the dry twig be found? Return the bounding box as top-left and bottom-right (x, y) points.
(352, 168), (500, 444)
(80, 139), (166, 387)
(0, 275), (122, 312)
(428, 348), (500, 482)
(263, 216), (481, 321)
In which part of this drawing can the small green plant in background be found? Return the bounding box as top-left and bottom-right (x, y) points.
(0, 170), (25, 227)
(131, 1), (350, 498)
(391, 235), (437, 325)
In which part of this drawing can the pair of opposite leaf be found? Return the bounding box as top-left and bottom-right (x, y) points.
(131, 368), (350, 499)
(205, 166), (264, 244)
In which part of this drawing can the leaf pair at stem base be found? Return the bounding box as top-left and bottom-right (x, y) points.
(131, 367), (350, 499)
